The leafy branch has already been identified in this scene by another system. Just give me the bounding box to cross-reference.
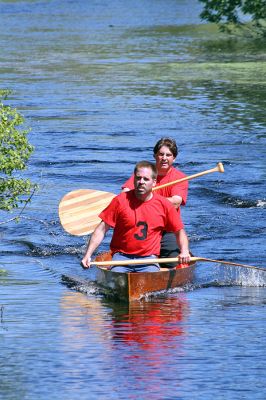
[0,89,37,215]
[199,0,266,36]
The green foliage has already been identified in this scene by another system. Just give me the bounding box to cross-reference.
[0,90,37,211]
[199,0,266,36]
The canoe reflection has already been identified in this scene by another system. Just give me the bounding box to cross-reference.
[60,291,191,396]
[60,290,190,351]
[108,296,190,349]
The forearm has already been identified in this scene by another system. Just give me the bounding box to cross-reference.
[167,195,182,208]
[84,233,103,259]
[82,221,109,268]
[175,229,190,262]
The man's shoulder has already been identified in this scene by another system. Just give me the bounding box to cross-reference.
[107,191,126,205]
[117,190,135,202]
[170,167,187,179]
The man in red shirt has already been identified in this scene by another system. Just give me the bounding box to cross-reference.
[121,137,189,267]
[81,160,190,272]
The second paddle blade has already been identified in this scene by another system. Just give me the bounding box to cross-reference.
[58,189,116,236]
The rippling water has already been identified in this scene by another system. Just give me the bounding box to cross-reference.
[1,1,266,399]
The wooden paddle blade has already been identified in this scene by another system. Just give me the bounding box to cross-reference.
[59,189,116,236]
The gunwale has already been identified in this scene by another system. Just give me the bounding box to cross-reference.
[95,252,195,302]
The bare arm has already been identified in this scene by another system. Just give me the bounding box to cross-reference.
[166,194,183,208]
[175,228,190,264]
[81,221,110,268]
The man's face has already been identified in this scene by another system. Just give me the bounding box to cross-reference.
[134,167,156,197]
[154,145,175,172]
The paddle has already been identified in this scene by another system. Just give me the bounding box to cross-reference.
[59,162,224,236]
[59,189,116,236]
[154,162,224,190]
[89,256,266,272]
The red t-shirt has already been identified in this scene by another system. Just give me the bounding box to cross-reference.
[99,191,184,256]
[121,167,188,205]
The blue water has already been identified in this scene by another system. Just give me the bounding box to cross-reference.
[0,1,266,399]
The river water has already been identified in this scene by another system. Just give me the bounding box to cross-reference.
[0,1,266,399]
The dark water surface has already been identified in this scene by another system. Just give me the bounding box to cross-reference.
[0,1,266,399]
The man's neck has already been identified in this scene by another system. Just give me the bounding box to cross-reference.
[157,166,172,177]
[134,192,153,202]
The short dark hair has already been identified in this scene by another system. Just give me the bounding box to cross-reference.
[134,161,158,180]
[153,137,178,158]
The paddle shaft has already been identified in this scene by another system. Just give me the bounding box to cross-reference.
[153,162,224,191]
[90,256,265,271]
[191,257,265,271]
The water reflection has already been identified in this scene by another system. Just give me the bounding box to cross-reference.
[108,296,189,349]
[60,291,190,397]
[60,290,190,355]
[105,296,190,397]
[59,291,112,350]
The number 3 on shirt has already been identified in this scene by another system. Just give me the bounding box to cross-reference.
[134,221,148,240]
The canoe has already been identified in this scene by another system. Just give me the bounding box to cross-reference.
[94,252,196,302]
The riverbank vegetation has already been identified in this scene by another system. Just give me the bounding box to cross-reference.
[199,0,266,37]
[0,90,36,215]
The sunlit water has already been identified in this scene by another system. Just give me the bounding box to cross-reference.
[0,1,266,399]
